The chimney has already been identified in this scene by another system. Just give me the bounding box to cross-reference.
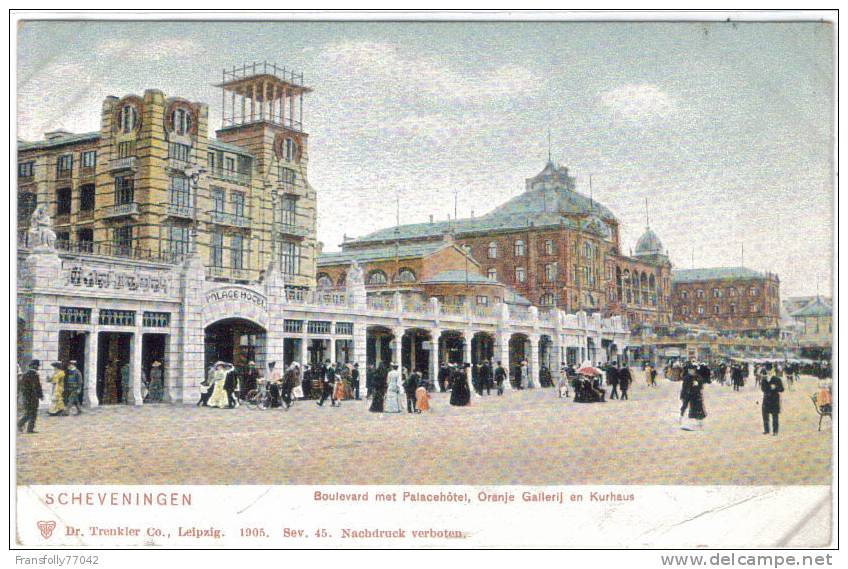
[44,130,72,141]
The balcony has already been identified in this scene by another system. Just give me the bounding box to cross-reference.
[167,158,191,173]
[166,204,197,219]
[78,209,95,222]
[102,202,139,219]
[207,266,252,281]
[210,167,251,186]
[109,157,137,172]
[209,211,250,228]
[56,169,72,181]
[274,222,308,238]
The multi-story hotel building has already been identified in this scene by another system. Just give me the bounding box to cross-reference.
[19,63,316,288]
[16,63,630,408]
[670,267,781,335]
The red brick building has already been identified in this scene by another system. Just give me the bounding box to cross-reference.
[330,161,673,327]
[671,267,781,334]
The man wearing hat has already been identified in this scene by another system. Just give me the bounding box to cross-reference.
[64,360,83,415]
[17,360,44,433]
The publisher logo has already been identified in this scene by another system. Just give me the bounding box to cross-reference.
[37,521,56,539]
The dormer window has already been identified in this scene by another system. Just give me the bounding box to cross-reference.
[284,138,298,162]
[172,108,192,136]
[120,104,138,133]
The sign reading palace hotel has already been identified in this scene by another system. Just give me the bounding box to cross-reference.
[204,287,268,309]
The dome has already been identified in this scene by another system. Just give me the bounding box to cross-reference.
[634,227,664,257]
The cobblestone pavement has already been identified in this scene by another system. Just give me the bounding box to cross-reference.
[15,373,832,485]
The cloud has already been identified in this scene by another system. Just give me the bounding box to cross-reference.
[316,40,542,104]
[599,84,677,122]
[97,38,205,62]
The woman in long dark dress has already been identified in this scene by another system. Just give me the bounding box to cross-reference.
[682,367,707,430]
[369,364,387,412]
[449,364,471,406]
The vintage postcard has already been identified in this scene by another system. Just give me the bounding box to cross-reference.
[11,11,836,554]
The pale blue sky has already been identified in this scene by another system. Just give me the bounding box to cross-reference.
[16,20,834,297]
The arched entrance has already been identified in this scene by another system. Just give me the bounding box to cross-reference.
[509,333,529,387]
[366,325,394,367]
[440,330,466,365]
[402,328,432,377]
[471,332,494,365]
[204,318,267,374]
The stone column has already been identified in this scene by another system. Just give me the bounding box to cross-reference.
[265,266,287,372]
[496,332,512,390]
[128,331,143,406]
[329,335,337,364]
[430,328,442,390]
[353,320,367,368]
[300,332,309,367]
[463,330,477,397]
[529,334,540,388]
[178,255,206,404]
[84,328,99,408]
[392,327,404,366]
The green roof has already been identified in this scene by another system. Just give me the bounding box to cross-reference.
[791,297,832,317]
[349,212,581,245]
[18,132,100,152]
[421,270,501,285]
[672,266,765,284]
[318,242,450,266]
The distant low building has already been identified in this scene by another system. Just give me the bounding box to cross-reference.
[786,296,832,360]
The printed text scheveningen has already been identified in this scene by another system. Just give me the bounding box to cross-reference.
[43,491,192,506]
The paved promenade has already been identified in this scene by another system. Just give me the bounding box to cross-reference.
[16,373,831,486]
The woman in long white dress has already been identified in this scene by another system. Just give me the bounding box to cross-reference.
[383,364,404,413]
[207,362,231,409]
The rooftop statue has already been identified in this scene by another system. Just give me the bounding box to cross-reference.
[29,204,56,251]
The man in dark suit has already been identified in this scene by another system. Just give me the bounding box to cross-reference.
[437,363,450,393]
[607,363,620,400]
[479,360,493,395]
[619,364,632,400]
[18,360,44,434]
[761,372,785,435]
[404,369,419,413]
[317,360,336,407]
[224,365,238,408]
[351,363,361,400]
[494,361,507,395]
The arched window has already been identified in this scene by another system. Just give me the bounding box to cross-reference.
[487,268,497,281]
[696,289,705,299]
[712,288,721,298]
[396,268,416,283]
[367,270,388,285]
[487,242,498,259]
[336,272,347,287]
[514,239,525,257]
[316,273,333,289]
[172,108,192,135]
[713,305,720,314]
[728,287,737,297]
[121,105,138,133]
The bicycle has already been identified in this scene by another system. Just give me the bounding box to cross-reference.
[244,380,272,410]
